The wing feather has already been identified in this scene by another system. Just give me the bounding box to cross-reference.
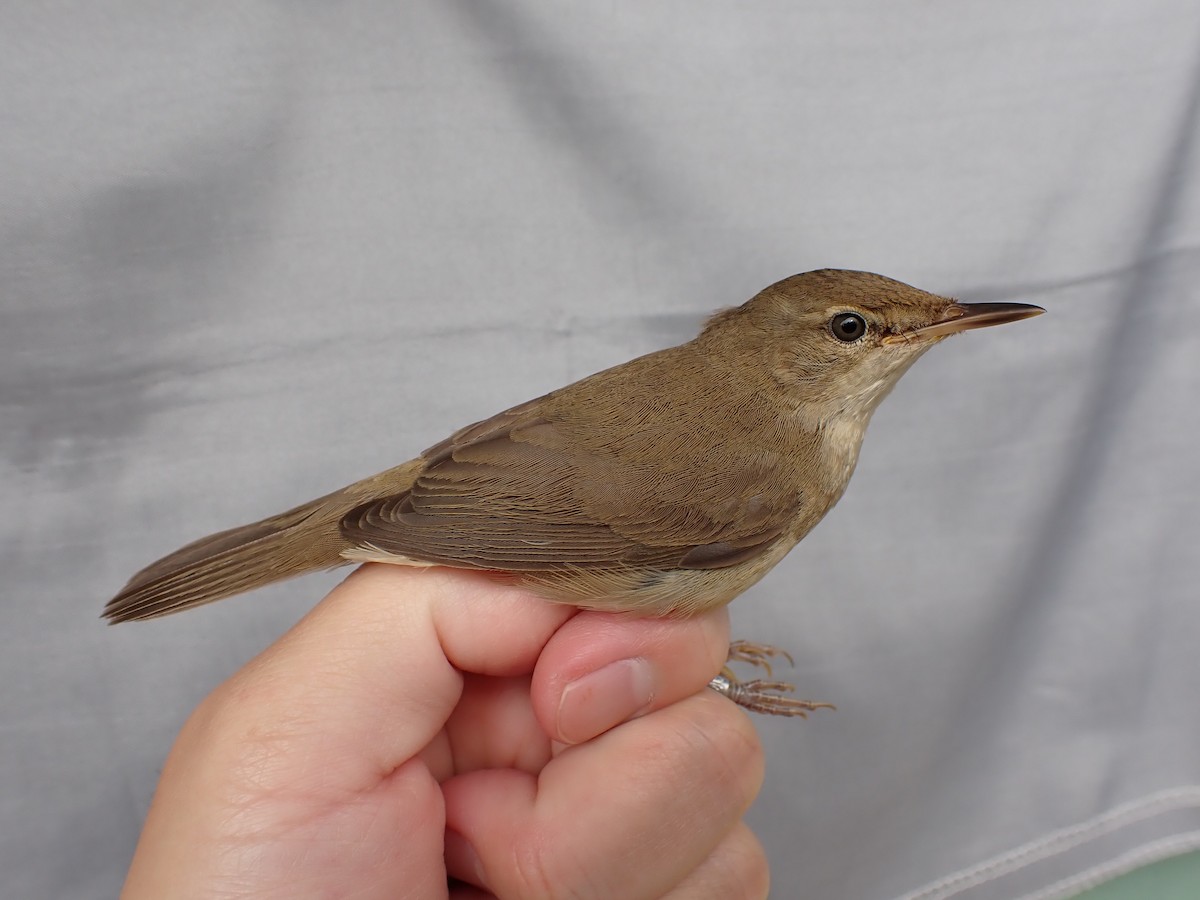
[340,404,799,574]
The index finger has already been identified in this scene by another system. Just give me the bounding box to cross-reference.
[209,563,576,792]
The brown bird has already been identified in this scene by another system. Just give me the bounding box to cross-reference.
[105,269,1042,713]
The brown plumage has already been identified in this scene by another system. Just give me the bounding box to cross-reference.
[105,270,1041,624]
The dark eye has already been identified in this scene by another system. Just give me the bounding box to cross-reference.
[829,312,868,342]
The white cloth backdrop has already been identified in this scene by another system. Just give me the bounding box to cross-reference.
[3,3,1199,898]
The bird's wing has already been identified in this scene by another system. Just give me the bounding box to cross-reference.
[339,405,796,573]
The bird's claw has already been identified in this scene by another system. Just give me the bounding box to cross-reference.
[726,639,795,678]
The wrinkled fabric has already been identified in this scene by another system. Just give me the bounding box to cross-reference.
[3,3,1199,898]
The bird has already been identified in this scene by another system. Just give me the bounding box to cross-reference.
[105,269,1042,714]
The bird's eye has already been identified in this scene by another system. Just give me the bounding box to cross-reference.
[829,312,868,342]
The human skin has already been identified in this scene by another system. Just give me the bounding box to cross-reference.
[119,564,770,899]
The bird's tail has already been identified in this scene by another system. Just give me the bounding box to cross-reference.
[104,491,359,623]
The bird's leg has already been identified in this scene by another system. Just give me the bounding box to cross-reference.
[708,640,835,718]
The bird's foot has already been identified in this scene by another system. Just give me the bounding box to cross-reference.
[708,639,835,718]
[708,673,835,717]
[726,639,795,678]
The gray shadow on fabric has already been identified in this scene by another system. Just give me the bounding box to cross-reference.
[0,94,299,640]
[1,110,294,482]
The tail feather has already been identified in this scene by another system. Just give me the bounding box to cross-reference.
[103,496,352,623]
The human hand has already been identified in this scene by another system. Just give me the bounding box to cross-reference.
[120,564,769,899]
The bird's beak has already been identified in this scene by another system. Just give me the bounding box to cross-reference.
[882,302,1045,344]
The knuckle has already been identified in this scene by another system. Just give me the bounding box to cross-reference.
[680,700,766,811]
[727,827,771,900]
[509,837,558,900]
[664,824,771,900]
[508,823,593,900]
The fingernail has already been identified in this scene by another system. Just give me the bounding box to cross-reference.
[445,830,488,889]
[557,657,656,745]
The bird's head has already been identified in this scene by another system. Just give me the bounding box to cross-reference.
[700,268,1043,421]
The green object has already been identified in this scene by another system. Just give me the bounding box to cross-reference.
[1077,849,1200,899]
